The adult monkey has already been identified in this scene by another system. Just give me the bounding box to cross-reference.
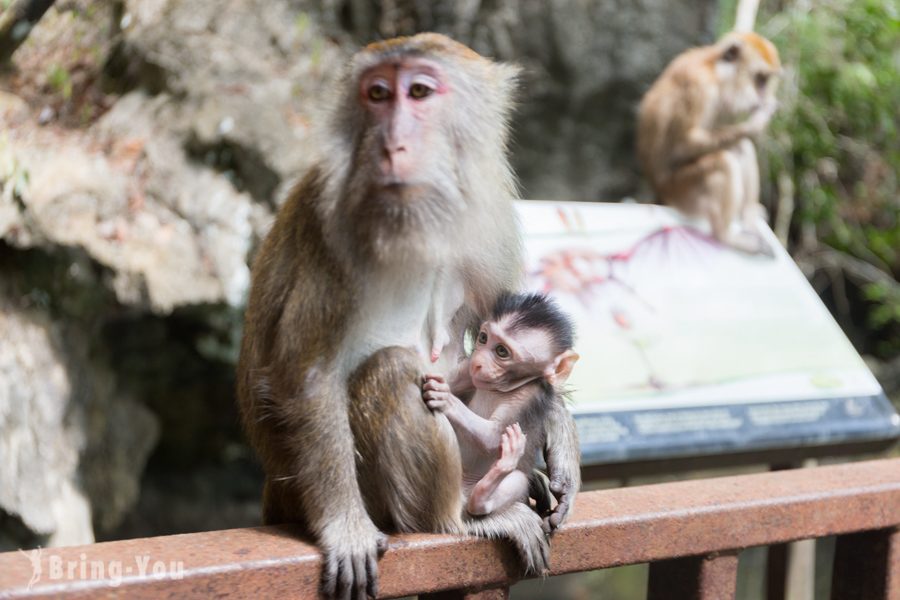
[237,33,580,599]
[637,32,781,256]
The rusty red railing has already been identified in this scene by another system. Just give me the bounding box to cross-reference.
[0,458,897,599]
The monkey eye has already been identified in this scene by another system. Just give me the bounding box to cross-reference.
[754,73,770,90]
[367,83,392,102]
[722,44,740,62]
[477,331,488,344]
[495,344,510,359]
[409,82,434,100]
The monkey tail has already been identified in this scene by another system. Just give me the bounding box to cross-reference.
[464,502,550,576]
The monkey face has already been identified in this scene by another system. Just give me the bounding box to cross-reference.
[318,33,520,266]
[336,58,466,263]
[469,319,555,393]
[714,33,781,119]
[358,58,451,184]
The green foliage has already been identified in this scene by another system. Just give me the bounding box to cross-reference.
[46,63,72,99]
[758,0,900,341]
[293,11,324,68]
[294,12,311,35]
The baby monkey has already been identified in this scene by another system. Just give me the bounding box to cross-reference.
[423,293,579,526]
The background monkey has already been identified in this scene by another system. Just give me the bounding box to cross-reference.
[237,33,581,599]
[637,31,781,256]
[423,292,580,573]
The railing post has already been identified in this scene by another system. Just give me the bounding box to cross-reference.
[831,527,899,600]
[422,586,510,600]
[767,538,816,600]
[766,543,788,600]
[647,550,739,600]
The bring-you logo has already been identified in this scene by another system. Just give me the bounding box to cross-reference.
[18,547,184,589]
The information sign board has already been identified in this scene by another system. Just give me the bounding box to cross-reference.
[518,200,900,466]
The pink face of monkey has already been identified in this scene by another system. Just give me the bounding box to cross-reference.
[358,59,452,185]
[469,317,559,393]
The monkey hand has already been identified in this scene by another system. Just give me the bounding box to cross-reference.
[745,99,777,135]
[545,473,576,534]
[320,514,388,600]
[422,374,453,413]
[496,424,526,473]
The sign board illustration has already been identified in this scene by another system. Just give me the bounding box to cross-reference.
[517,200,900,466]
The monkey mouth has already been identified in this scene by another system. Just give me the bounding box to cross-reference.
[376,177,405,188]
[366,181,452,215]
[374,180,428,200]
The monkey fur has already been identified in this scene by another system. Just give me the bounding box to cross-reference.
[637,32,781,256]
[237,33,580,599]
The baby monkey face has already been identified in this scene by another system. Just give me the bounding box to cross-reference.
[469,317,555,392]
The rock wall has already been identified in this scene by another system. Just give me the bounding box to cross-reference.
[0,263,158,548]
[0,0,717,545]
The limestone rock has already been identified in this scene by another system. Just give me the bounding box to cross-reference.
[0,289,158,549]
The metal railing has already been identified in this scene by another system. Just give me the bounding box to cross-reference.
[0,458,897,599]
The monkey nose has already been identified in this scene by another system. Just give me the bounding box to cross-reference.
[384,138,407,154]
[381,145,412,179]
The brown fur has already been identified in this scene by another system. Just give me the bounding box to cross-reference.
[741,32,780,69]
[238,167,357,530]
[363,32,482,62]
[348,347,464,534]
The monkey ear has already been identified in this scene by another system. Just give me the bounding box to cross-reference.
[544,350,580,387]
[721,43,741,63]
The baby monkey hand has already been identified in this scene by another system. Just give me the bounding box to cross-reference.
[422,374,452,412]
[496,423,526,473]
